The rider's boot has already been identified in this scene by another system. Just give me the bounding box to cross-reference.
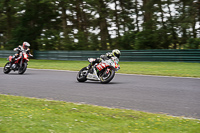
[11,55,15,62]
[86,63,91,70]
[87,63,94,73]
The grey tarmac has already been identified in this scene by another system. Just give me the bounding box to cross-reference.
[0,68,200,119]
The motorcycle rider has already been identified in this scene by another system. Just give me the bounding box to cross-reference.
[87,49,121,71]
[11,42,33,63]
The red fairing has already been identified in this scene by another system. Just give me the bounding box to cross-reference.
[96,62,109,71]
[23,53,29,61]
[9,56,12,62]
[14,57,21,63]
[115,62,119,68]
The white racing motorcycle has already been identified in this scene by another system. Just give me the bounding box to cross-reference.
[77,57,120,84]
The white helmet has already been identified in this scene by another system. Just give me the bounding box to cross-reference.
[112,49,121,58]
[23,42,30,49]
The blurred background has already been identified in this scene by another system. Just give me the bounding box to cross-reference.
[0,0,200,51]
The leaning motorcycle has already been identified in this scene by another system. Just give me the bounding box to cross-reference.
[77,57,120,84]
[3,49,30,74]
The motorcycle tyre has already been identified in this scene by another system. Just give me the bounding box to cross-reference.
[3,62,11,74]
[77,67,88,82]
[100,69,115,84]
[18,62,27,74]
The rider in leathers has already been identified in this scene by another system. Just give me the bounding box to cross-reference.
[11,42,33,63]
[87,49,121,71]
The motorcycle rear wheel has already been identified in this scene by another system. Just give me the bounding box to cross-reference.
[100,69,115,84]
[3,62,11,74]
[18,62,27,74]
[77,67,88,82]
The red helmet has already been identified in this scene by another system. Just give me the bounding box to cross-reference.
[23,42,30,49]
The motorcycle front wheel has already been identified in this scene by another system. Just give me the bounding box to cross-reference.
[18,62,27,74]
[3,62,11,74]
[100,69,115,84]
[77,67,88,82]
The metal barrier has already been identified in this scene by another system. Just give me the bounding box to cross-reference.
[1,49,200,62]
[33,50,110,61]
[120,49,200,62]
[0,50,14,58]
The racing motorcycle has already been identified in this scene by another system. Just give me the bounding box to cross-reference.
[3,49,30,74]
[77,57,120,84]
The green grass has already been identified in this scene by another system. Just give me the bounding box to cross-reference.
[1,58,200,78]
[0,94,200,133]
[1,58,200,132]
[119,62,200,78]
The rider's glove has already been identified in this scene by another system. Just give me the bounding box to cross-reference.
[29,54,33,57]
[96,58,102,63]
[13,48,18,52]
[100,55,107,60]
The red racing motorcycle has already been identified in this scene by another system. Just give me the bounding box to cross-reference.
[77,57,120,84]
[3,49,30,74]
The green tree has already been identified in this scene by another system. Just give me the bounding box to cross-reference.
[185,38,200,49]
[0,0,200,51]
[0,0,19,49]
[10,0,58,50]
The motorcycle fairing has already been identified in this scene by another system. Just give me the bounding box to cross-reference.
[87,67,100,80]
[115,62,119,68]
[88,58,96,63]
[8,56,12,62]
[23,53,29,61]
[96,62,110,71]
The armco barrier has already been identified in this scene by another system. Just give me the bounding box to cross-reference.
[0,50,14,58]
[33,50,110,61]
[33,49,200,62]
[120,49,200,62]
[0,49,200,62]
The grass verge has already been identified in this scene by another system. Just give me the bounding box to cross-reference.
[1,58,200,132]
[0,94,200,133]
[0,58,200,78]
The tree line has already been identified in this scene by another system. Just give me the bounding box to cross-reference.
[0,0,200,51]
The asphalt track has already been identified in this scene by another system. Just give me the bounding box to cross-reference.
[0,68,200,119]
